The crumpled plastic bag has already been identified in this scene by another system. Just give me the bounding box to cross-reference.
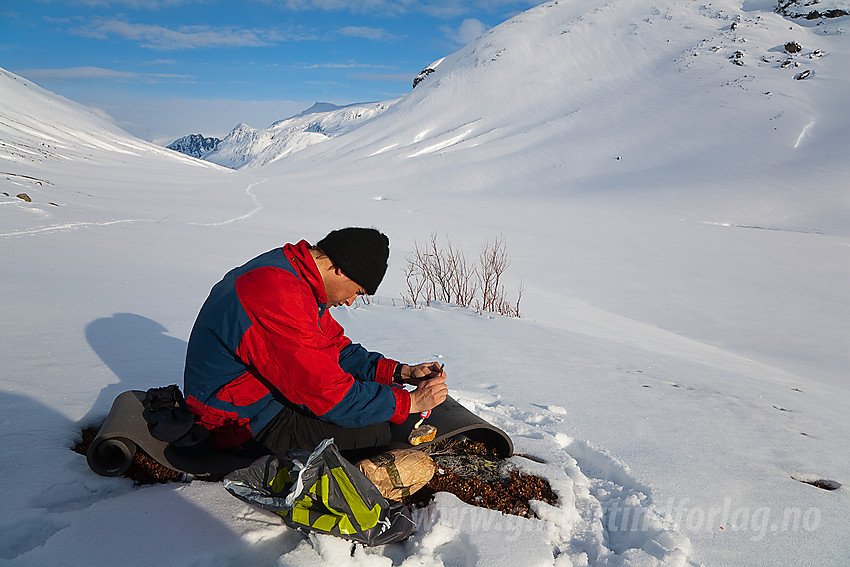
[223,439,415,546]
[357,448,436,500]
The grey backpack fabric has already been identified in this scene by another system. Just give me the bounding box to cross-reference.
[223,439,415,546]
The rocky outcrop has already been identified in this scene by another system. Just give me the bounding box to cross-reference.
[166,134,221,159]
[776,1,849,19]
[413,57,445,89]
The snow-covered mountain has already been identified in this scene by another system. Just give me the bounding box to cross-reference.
[167,133,221,158]
[260,0,849,204]
[1,1,849,566]
[0,67,246,234]
[0,67,212,170]
[202,100,397,169]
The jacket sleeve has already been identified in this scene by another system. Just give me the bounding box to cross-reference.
[233,266,409,427]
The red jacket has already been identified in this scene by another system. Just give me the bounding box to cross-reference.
[183,240,410,450]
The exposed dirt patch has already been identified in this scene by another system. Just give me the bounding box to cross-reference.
[73,426,184,485]
[404,440,558,518]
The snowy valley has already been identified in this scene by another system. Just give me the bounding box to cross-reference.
[1,1,849,566]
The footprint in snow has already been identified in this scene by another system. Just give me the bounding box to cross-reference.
[0,515,70,560]
[445,391,698,565]
[30,476,131,513]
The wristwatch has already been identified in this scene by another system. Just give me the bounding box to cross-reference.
[393,363,406,383]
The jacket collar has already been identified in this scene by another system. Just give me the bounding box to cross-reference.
[282,240,328,308]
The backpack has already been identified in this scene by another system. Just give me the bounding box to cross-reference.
[223,439,415,546]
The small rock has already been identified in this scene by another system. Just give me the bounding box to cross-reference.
[785,41,802,54]
[794,477,842,491]
[794,69,812,80]
[16,193,32,202]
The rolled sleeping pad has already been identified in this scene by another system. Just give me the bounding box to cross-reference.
[87,391,513,478]
[86,390,150,476]
[389,395,513,458]
[86,390,254,479]
[87,436,137,476]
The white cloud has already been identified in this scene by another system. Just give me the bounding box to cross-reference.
[74,0,192,7]
[339,26,401,41]
[288,62,393,69]
[274,0,536,18]
[14,66,139,79]
[74,19,278,50]
[14,66,190,81]
[350,72,416,83]
[142,59,179,65]
[87,97,311,142]
[442,18,488,45]
[275,0,410,14]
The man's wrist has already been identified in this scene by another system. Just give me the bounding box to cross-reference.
[393,363,407,384]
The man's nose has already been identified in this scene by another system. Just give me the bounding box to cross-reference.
[345,296,356,306]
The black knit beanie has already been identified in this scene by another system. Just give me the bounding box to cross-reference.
[316,227,390,295]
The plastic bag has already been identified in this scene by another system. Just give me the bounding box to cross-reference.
[357,449,436,500]
[223,439,415,546]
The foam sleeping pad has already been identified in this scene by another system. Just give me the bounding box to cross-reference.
[388,395,513,458]
[86,390,254,479]
[87,391,513,479]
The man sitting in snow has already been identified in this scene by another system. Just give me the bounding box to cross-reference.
[183,227,448,459]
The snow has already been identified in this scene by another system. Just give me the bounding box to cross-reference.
[203,101,397,169]
[1,1,848,565]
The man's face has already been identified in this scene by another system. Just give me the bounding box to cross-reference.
[325,268,366,307]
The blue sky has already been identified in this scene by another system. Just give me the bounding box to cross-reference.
[1,0,537,144]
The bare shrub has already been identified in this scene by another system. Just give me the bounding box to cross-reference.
[402,234,523,318]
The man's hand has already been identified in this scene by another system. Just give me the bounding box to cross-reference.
[397,362,446,386]
[409,374,448,414]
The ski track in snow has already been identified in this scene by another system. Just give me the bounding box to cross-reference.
[699,221,826,235]
[0,217,166,237]
[793,120,816,149]
[185,177,269,227]
[0,177,269,237]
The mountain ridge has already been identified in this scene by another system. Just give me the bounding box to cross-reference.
[167,133,221,159]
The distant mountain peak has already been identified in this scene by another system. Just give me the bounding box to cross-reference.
[296,102,345,116]
[200,100,394,169]
[167,134,221,159]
